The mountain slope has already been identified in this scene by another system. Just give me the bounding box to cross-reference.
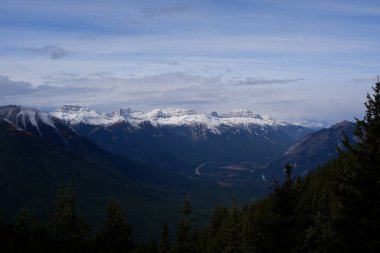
[266,121,356,178]
[52,106,313,173]
[0,106,234,239]
[52,106,313,140]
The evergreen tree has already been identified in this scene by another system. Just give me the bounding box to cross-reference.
[268,164,299,253]
[304,211,336,253]
[297,161,342,252]
[11,208,35,253]
[173,198,195,253]
[206,205,230,253]
[96,199,135,253]
[335,81,380,252]
[10,208,50,253]
[134,239,158,253]
[244,198,273,253]
[241,204,259,253]
[49,186,89,253]
[224,199,243,253]
[158,221,171,253]
[0,213,11,252]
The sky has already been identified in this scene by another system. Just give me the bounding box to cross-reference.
[1,0,380,121]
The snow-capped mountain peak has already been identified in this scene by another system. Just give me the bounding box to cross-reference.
[52,105,125,125]
[110,108,142,118]
[220,109,263,119]
[58,105,91,113]
[283,118,335,130]
[0,105,82,148]
[145,108,198,119]
[0,105,56,133]
[51,105,294,133]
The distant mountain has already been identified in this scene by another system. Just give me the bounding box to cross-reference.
[0,104,358,239]
[52,106,313,139]
[0,105,233,239]
[0,105,80,148]
[283,118,335,130]
[266,121,356,178]
[52,105,314,172]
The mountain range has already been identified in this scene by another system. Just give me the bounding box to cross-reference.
[266,120,356,179]
[0,104,355,238]
[52,105,313,166]
[0,105,232,238]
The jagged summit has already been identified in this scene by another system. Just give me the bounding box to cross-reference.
[58,104,90,112]
[0,105,55,132]
[283,118,333,130]
[51,105,284,130]
[146,108,198,118]
[0,105,80,147]
[52,104,124,125]
[110,108,141,117]
[220,109,263,119]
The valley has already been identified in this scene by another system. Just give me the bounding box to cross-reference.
[0,104,355,239]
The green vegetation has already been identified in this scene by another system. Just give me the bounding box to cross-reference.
[1,81,379,252]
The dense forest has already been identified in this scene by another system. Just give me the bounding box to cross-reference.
[1,82,379,253]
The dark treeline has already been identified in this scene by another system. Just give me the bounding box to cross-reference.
[1,82,379,253]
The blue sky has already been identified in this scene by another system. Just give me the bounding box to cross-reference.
[1,0,380,121]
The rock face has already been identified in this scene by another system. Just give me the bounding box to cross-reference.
[50,105,314,172]
[52,105,313,138]
[0,105,80,148]
[266,121,356,179]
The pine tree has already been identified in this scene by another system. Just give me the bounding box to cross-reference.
[49,186,89,253]
[158,221,171,253]
[134,239,158,253]
[11,208,35,252]
[304,211,336,253]
[244,198,273,253]
[0,213,11,252]
[335,81,380,252]
[173,198,195,253]
[207,205,230,253]
[297,161,342,252]
[95,199,135,253]
[224,199,243,253]
[268,164,299,253]
[241,204,258,253]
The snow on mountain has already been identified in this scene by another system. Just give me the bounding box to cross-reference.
[52,105,290,133]
[0,105,85,148]
[220,108,263,119]
[0,105,57,135]
[51,105,125,126]
[283,118,335,130]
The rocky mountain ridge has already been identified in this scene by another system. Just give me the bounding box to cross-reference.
[52,105,297,131]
